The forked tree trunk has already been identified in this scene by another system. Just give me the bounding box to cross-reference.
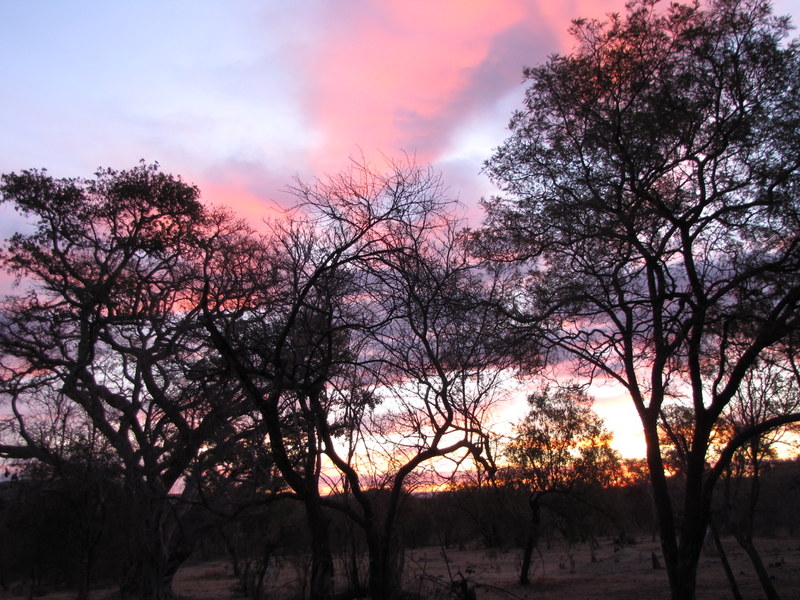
[119,498,195,600]
[121,553,181,600]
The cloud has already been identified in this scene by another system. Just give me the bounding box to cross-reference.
[293,0,526,170]
[194,158,299,226]
[0,0,675,234]
[187,0,628,215]
[293,0,623,177]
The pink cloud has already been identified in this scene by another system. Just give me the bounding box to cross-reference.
[297,0,623,174]
[299,0,525,170]
[198,176,288,227]
[195,0,627,227]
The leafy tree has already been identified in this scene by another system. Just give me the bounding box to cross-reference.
[504,384,621,584]
[0,164,250,600]
[480,1,800,598]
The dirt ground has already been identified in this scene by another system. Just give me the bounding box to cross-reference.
[4,536,799,599]
[397,536,800,600]
[170,535,800,600]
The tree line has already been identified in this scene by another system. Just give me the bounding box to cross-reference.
[1,1,799,599]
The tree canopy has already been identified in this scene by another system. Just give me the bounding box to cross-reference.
[0,164,254,599]
[481,0,800,597]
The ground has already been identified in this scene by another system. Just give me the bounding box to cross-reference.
[3,536,799,599]
[395,536,800,600]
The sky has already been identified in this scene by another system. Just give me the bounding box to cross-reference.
[1,0,798,458]
[0,0,647,222]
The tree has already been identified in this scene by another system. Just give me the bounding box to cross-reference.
[203,158,511,600]
[0,164,250,600]
[200,196,359,600]
[480,1,800,598]
[504,384,621,584]
[719,355,799,600]
[0,413,126,599]
[317,176,513,600]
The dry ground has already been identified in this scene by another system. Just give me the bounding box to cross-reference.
[397,536,800,600]
[3,536,799,599]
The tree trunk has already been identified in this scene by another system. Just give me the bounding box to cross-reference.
[75,554,92,600]
[734,533,781,600]
[709,519,743,600]
[519,495,541,586]
[668,464,714,600]
[120,502,194,600]
[346,529,363,595]
[731,452,782,600]
[76,511,104,600]
[643,422,688,600]
[366,531,404,600]
[121,555,178,600]
[120,535,195,600]
[306,502,334,600]
[643,421,718,600]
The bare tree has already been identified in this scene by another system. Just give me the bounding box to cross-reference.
[324,206,513,600]
[200,201,360,600]
[719,355,799,600]
[203,157,513,600]
[0,402,123,600]
[479,1,800,598]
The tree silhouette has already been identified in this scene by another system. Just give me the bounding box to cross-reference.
[719,355,799,600]
[0,164,250,600]
[203,158,512,600]
[504,384,620,584]
[480,1,800,597]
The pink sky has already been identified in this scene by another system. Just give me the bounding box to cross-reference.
[3,0,795,217]
[0,0,628,220]
[0,0,797,456]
